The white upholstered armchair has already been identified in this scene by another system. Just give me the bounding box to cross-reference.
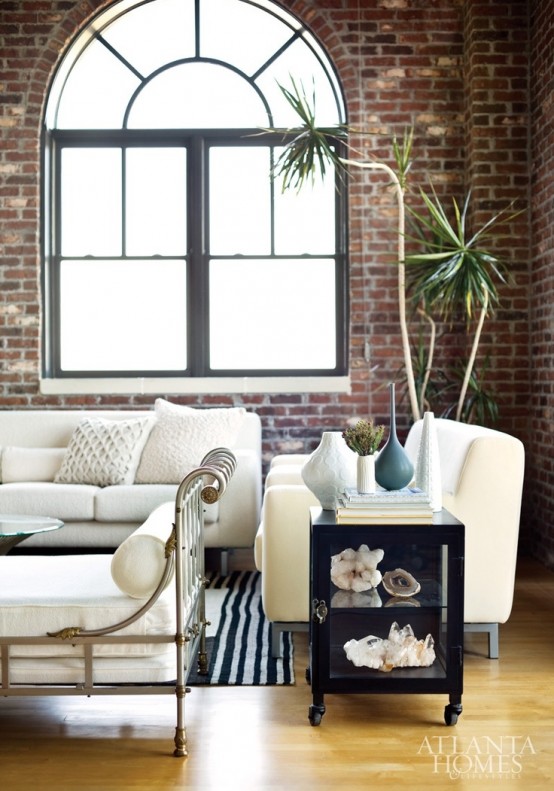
[255,419,525,659]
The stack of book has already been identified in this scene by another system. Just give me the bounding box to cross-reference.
[335,487,433,524]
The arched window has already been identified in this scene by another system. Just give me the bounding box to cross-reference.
[42,0,348,391]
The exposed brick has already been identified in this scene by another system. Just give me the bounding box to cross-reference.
[0,0,549,561]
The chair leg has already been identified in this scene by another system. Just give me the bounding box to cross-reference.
[464,622,499,659]
[487,623,499,659]
[270,622,309,658]
[271,623,283,659]
[220,549,229,576]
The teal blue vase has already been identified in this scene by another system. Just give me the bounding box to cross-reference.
[375,382,414,490]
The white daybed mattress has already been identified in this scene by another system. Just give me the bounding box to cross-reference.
[0,554,177,684]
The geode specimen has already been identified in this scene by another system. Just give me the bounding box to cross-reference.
[382,568,421,598]
[330,545,384,592]
[343,622,435,672]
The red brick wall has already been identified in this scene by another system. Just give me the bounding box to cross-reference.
[0,1,546,558]
[529,0,554,566]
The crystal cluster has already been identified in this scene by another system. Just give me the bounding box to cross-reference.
[343,621,435,672]
[330,545,384,592]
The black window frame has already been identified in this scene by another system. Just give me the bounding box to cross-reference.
[43,126,349,379]
[41,0,349,382]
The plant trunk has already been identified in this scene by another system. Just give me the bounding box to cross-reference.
[345,159,420,422]
[417,307,436,416]
[455,291,488,422]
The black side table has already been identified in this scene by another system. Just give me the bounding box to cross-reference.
[308,507,464,726]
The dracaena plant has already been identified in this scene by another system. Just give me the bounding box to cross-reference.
[403,185,520,421]
[271,77,522,424]
[271,77,349,192]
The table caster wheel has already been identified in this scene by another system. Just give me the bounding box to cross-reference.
[444,703,462,725]
[309,704,324,726]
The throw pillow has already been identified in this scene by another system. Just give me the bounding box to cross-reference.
[134,398,246,484]
[111,503,174,598]
[54,416,154,487]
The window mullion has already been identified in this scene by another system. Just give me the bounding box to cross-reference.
[187,135,208,375]
[122,147,127,257]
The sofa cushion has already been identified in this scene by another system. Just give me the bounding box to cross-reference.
[55,416,154,487]
[135,399,246,484]
[111,503,175,598]
[0,482,98,520]
[95,484,178,522]
[1,447,66,483]
[95,484,219,524]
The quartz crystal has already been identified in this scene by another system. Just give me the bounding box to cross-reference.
[343,621,435,672]
[330,545,384,592]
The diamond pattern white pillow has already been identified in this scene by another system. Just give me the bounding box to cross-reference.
[134,399,246,484]
[54,417,154,487]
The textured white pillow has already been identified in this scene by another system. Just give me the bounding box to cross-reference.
[1,447,66,483]
[135,399,246,484]
[54,416,154,487]
[111,503,174,598]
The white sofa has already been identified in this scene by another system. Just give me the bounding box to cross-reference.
[255,418,525,659]
[0,402,262,553]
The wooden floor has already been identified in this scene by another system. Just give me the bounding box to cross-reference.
[1,556,553,790]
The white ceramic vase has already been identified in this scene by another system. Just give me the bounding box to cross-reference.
[301,432,357,510]
[357,455,376,494]
[414,411,442,511]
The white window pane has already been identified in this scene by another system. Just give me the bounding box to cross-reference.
[301,29,345,122]
[274,148,336,254]
[200,0,292,76]
[209,148,271,255]
[61,149,122,257]
[128,63,267,129]
[126,148,187,255]
[60,260,187,371]
[56,39,140,129]
[103,0,195,77]
[255,38,341,128]
[209,259,336,369]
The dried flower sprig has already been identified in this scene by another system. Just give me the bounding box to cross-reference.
[342,419,385,456]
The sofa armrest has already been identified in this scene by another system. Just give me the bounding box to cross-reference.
[269,454,310,468]
[445,434,524,623]
[203,449,262,549]
[265,464,305,488]
[256,484,319,623]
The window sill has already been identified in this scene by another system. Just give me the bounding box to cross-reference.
[40,376,351,396]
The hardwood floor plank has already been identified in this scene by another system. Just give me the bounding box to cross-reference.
[0,556,552,790]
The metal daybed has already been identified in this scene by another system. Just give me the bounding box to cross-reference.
[0,448,236,758]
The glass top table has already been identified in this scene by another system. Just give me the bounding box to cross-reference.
[0,514,64,555]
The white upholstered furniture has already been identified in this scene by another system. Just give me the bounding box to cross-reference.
[0,402,262,554]
[255,419,525,659]
[0,448,237,757]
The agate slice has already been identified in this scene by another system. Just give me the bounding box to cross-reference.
[384,596,420,607]
[382,568,421,597]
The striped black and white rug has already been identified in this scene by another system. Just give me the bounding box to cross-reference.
[187,570,295,685]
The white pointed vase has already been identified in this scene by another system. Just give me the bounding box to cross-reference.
[301,432,357,510]
[414,411,442,512]
[357,455,376,494]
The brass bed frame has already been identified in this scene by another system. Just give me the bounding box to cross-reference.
[0,447,237,758]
